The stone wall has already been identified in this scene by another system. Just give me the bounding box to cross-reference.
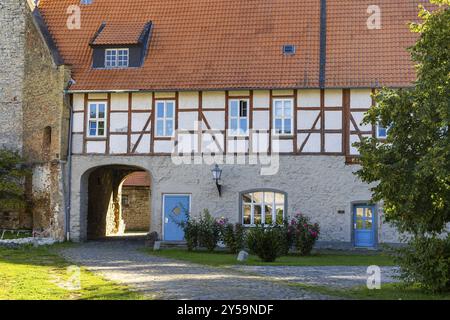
[122,186,151,232]
[70,155,401,246]
[0,0,70,239]
[0,0,25,150]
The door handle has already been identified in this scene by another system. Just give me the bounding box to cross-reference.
[165,218,169,224]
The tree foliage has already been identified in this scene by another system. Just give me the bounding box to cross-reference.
[355,1,450,235]
[0,149,29,211]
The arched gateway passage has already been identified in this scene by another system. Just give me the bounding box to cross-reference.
[84,165,151,240]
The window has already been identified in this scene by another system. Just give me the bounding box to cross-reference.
[229,99,249,136]
[105,48,129,68]
[283,45,296,55]
[241,191,286,226]
[88,102,106,137]
[121,195,129,207]
[376,125,390,139]
[273,99,293,135]
[156,100,175,137]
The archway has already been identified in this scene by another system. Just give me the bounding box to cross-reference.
[85,165,151,240]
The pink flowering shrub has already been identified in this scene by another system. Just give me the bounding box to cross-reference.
[288,213,320,256]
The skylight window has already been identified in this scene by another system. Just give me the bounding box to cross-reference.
[80,0,93,5]
[283,45,296,55]
[105,48,129,68]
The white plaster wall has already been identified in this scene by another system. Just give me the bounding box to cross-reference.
[131,134,150,153]
[203,91,225,109]
[132,113,151,132]
[179,92,199,109]
[325,134,342,153]
[72,113,84,133]
[298,133,321,153]
[110,135,127,154]
[253,90,270,108]
[253,111,270,129]
[298,89,321,107]
[70,155,399,246]
[131,93,152,110]
[88,93,107,100]
[351,89,372,108]
[324,111,342,130]
[110,113,128,133]
[111,93,128,111]
[154,140,174,153]
[179,112,199,130]
[325,89,342,107]
[298,110,320,129]
[86,141,106,154]
[72,94,85,111]
[203,111,225,130]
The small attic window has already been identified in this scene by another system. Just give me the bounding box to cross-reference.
[80,0,93,5]
[105,48,129,68]
[283,45,296,55]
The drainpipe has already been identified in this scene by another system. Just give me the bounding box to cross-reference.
[63,87,74,242]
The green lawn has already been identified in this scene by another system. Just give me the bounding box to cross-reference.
[145,248,395,267]
[289,283,450,300]
[0,244,144,300]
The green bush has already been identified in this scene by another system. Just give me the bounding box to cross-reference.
[289,214,320,256]
[247,225,284,262]
[182,219,199,251]
[222,223,246,254]
[278,221,295,256]
[196,209,222,252]
[394,235,450,293]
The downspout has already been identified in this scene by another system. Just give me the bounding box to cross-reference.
[63,86,74,242]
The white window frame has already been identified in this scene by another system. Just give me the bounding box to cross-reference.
[273,98,294,136]
[241,191,286,227]
[105,48,129,68]
[228,99,249,137]
[87,101,107,137]
[155,100,176,137]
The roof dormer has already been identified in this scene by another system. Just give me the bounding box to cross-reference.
[89,21,152,69]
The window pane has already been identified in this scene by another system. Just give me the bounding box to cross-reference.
[166,120,174,136]
[157,103,165,118]
[275,101,283,117]
[90,104,97,118]
[98,121,104,129]
[264,192,274,205]
[275,205,284,225]
[98,104,105,118]
[284,119,292,134]
[156,120,164,136]
[89,121,96,136]
[275,193,285,204]
[230,119,238,131]
[239,101,248,117]
[265,204,273,225]
[243,204,251,225]
[166,102,174,118]
[230,101,238,117]
[239,119,247,134]
[254,205,262,225]
[253,192,263,204]
[242,193,252,203]
[98,128,104,136]
[275,119,282,133]
[378,127,387,137]
[284,101,292,116]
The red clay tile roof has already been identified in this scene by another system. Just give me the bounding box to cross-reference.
[123,172,151,187]
[37,0,431,91]
[91,22,148,45]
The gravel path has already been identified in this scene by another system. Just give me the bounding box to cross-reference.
[231,265,399,289]
[59,241,330,300]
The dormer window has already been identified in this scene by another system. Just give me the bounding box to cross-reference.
[90,21,153,69]
[105,48,129,68]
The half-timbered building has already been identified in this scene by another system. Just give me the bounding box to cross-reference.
[34,0,427,247]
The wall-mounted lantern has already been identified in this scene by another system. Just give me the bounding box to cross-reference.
[211,164,223,197]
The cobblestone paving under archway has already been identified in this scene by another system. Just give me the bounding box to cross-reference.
[59,241,331,300]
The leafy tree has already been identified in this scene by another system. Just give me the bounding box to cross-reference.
[356,0,450,235]
[0,149,29,212]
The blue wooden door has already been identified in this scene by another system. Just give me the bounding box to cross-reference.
[163,195,190,241]
[354,205,376,247]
